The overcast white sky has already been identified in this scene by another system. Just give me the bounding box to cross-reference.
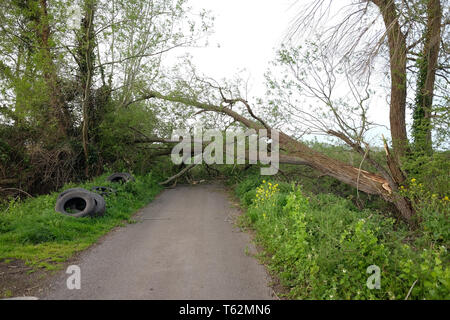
[172,0,298,97]
[165,0,392,144]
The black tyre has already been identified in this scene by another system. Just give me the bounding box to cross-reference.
[106,173,133,183]
[91,186,116,196]
[57,188,90,200]
[123,173,135,182]
[91,193,106,217]
[55,191,97,218]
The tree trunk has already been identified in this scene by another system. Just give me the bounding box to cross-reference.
[78,1,96,176]
[371,0,408,165]
[36,0,71,138]
[412,0,442,155]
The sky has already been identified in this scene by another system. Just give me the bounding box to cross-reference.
[168,0,299,97]
[163,0,393,145]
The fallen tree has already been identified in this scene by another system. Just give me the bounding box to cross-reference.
[132,89,414,223]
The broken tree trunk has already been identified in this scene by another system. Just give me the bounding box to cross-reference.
[140,90,414,222]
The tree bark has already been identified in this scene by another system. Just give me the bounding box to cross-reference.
[371,0,408,164]
[36,0,71,138]
[78,1,96,176]
[412,0,442,155]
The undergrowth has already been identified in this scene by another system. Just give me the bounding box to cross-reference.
[235,174,449,300]
[0,172,161,270]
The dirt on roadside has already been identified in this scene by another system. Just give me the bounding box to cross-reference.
[0,259,51,298]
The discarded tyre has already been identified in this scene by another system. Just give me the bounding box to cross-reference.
[106,173,135,184]
[57,188,90,200]
[123,173,135,181]
[55,189,106,218]
[91,186,116,197]
[90,192,106,217]
[55,191,98,218]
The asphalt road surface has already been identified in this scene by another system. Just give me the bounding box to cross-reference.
[42,184,274,299]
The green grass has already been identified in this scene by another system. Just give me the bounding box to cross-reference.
[0,172,162,270]
[234,175,450,300]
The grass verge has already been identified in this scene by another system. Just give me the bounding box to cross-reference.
[0,172,161,271]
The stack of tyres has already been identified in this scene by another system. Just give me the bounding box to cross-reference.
[55,173,134,217]
[55,188,106,218]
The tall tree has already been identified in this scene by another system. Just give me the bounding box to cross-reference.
[0,0,212,194]
[412,0,442,155]
[77,0,96,176]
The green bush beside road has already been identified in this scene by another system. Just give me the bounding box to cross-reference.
[234,174,449,300]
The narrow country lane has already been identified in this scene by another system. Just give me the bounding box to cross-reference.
[41,184,274,300]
